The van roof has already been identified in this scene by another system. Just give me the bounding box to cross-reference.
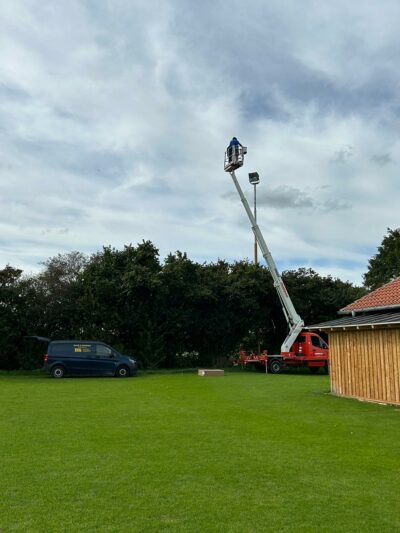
[50,340,105,344]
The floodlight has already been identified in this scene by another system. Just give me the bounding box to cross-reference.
[248,172,260,185]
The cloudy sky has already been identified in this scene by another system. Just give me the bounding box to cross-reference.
[1,1,399,285]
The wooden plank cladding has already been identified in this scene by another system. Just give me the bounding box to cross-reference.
[329,329,400,405]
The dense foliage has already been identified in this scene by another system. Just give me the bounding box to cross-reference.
[0,241,365,370]
[363,228,400,290]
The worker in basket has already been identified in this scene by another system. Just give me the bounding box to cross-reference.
[227,137,242,160]
[225,137,247,172]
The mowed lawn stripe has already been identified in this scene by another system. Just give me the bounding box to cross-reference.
[0,372,399,532]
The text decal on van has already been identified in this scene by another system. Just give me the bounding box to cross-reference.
[73,344,92,353]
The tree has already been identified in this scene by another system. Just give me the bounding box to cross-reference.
[34,251,88,338]
[8,252,89,369]
[159,251,202,366]
[0,241,367,370]
[363,228,400,290]
[0,266,26,369]
[283,268,366,326]
[81,241,163,367]
[226,261,280,354]
[191,259,235,366]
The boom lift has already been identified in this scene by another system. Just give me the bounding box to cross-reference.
[225,139,329,374]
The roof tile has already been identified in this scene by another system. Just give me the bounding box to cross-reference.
[341,277,400,312]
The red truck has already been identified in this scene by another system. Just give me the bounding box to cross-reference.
[233,332,329,374]
[225,139,329,374]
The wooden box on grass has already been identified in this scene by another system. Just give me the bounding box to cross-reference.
[198,369,224,377]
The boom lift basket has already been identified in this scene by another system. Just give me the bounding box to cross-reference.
[224,144,247,172]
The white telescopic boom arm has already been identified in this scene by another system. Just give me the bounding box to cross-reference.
[229,169,304,353]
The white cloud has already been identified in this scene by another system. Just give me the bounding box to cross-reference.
[0,0,399,285]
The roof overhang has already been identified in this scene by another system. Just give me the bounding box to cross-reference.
[309,322,400,332]
[307,312,400,332]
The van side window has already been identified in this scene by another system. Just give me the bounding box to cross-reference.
[50,343,73,355]
[72,344,93,356]
[96,344,112,358]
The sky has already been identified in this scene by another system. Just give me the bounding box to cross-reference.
[1,0,399,285]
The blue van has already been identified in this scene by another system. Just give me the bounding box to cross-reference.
[43,340,137,378]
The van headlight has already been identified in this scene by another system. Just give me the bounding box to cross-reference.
[129,358,136,365]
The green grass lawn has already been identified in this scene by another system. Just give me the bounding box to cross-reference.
[0,371,399,532]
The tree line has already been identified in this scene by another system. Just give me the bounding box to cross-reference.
[1,238,378,370]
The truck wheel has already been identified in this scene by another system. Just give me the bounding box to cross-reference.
[323,363,329,374]
[269,360,282,374]
[115,365,130,378]
[309,367,320,374]
[51,365,65,379]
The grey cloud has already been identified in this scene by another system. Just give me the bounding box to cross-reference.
[41,227,70,236]
[0,83,31,102]
[13,139,131,183]
[371,153,392,166]
[170,3,400,122]
[331,146,354,164]
[49,207,87,220]
[257,186,315,209]
[0,0,398,285]
[240,90,291,122]
[223,186,351,211]
[323,198,351,210]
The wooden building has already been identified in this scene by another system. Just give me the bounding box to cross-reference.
[309,278,400,406]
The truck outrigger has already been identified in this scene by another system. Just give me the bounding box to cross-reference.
[225,139,329,374]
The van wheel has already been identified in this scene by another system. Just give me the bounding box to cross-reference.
[51,365,65,379]
[309,367,320,374]
[116,366,130,378]
[268,360,282,374]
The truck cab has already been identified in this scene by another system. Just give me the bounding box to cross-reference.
[286,332,329,372]
[291,332,328,356]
